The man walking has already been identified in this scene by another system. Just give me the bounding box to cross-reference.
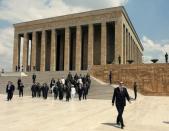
[133,82,137,100]
[6,81,15,101]
[112,81,131,129]
[165,52,168,63]
[31,83,36,98]
[32,73,36,83]
[53,83,59,100]
[78,83,83,101]
[17,78,21,89]
[42,83,49,99]
[109,71,112,85]
[18,82,24,97]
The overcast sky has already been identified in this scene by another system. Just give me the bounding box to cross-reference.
[0,0,169,71]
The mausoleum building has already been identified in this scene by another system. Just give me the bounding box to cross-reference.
[13,6,143,72]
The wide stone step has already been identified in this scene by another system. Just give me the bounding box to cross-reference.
[0,72,116,100]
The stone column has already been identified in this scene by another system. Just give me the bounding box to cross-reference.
[141,51,142,63]
[129,33,131,60]
[125,29,128,63]
[126,30,128,62]
[127,32,130,61]
[132,39,134,61]
[22,33,28,72]
[31,32,37,71]
[133,42,135,63]
[138,50,140,63]
[18,38,21,68]
[123,26,126,64]
[136,43,137,63]
[124,28,126,64]
[40,30,46,72]
[13,33,19,71]
[88,24,94,69]
[136,47,138,64]
[76,25,82,71]
[130,36,132,60]
[135,43,136,63]
[64,27,70,71]
[50,29,56,71]
[131,38,133,60]
[101,22,107,65]
[115,19,123,64]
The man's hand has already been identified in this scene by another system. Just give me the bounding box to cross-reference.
[112,103,114,106]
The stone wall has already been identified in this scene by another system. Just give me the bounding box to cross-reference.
[90,64,169,96]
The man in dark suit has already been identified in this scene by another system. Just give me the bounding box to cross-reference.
[18,82,24,97]
[42,83,49,99]
[17,78,21,90]
[112,81,131,129]
[6,81,15,101]
[32,73,36,83]
[109,71,112,85]
[133,82,137,100]
[31,83,37,98]
[165,52,168,63]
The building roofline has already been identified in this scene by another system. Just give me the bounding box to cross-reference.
[13,6,143,51]
[13,6,123,27]
[121,7,144,51]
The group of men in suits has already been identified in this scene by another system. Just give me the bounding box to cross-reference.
[6,78,24,100]
[5,72,91,102]
[31,82,49,99]
[29,72,91,101]
[49,72,91,101]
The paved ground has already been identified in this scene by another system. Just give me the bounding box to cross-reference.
[0,92,169,131]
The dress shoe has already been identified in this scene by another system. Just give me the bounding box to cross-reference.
[116,122,120,125]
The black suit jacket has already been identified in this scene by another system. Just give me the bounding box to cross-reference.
[112,87,130,107]
[32,75,36,80]
[6,84,15,93]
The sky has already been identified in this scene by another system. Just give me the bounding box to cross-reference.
[0,0,169,71]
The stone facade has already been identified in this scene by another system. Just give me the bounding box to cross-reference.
[13,6,143,72]
[91,64,169,96]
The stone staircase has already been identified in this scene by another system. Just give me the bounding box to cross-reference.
[0,71,114,100]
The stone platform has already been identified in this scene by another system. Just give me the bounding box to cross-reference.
[0,72,28,77]
[91,64,169,96]
[0,91,169,131]
[0,71,114,100]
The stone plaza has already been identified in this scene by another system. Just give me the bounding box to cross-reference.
[0,87,169,131]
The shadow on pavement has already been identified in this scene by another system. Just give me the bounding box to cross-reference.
[163,121,169,124]
[101,123,121,129]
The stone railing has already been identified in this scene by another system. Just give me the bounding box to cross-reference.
[90,64,169,96]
